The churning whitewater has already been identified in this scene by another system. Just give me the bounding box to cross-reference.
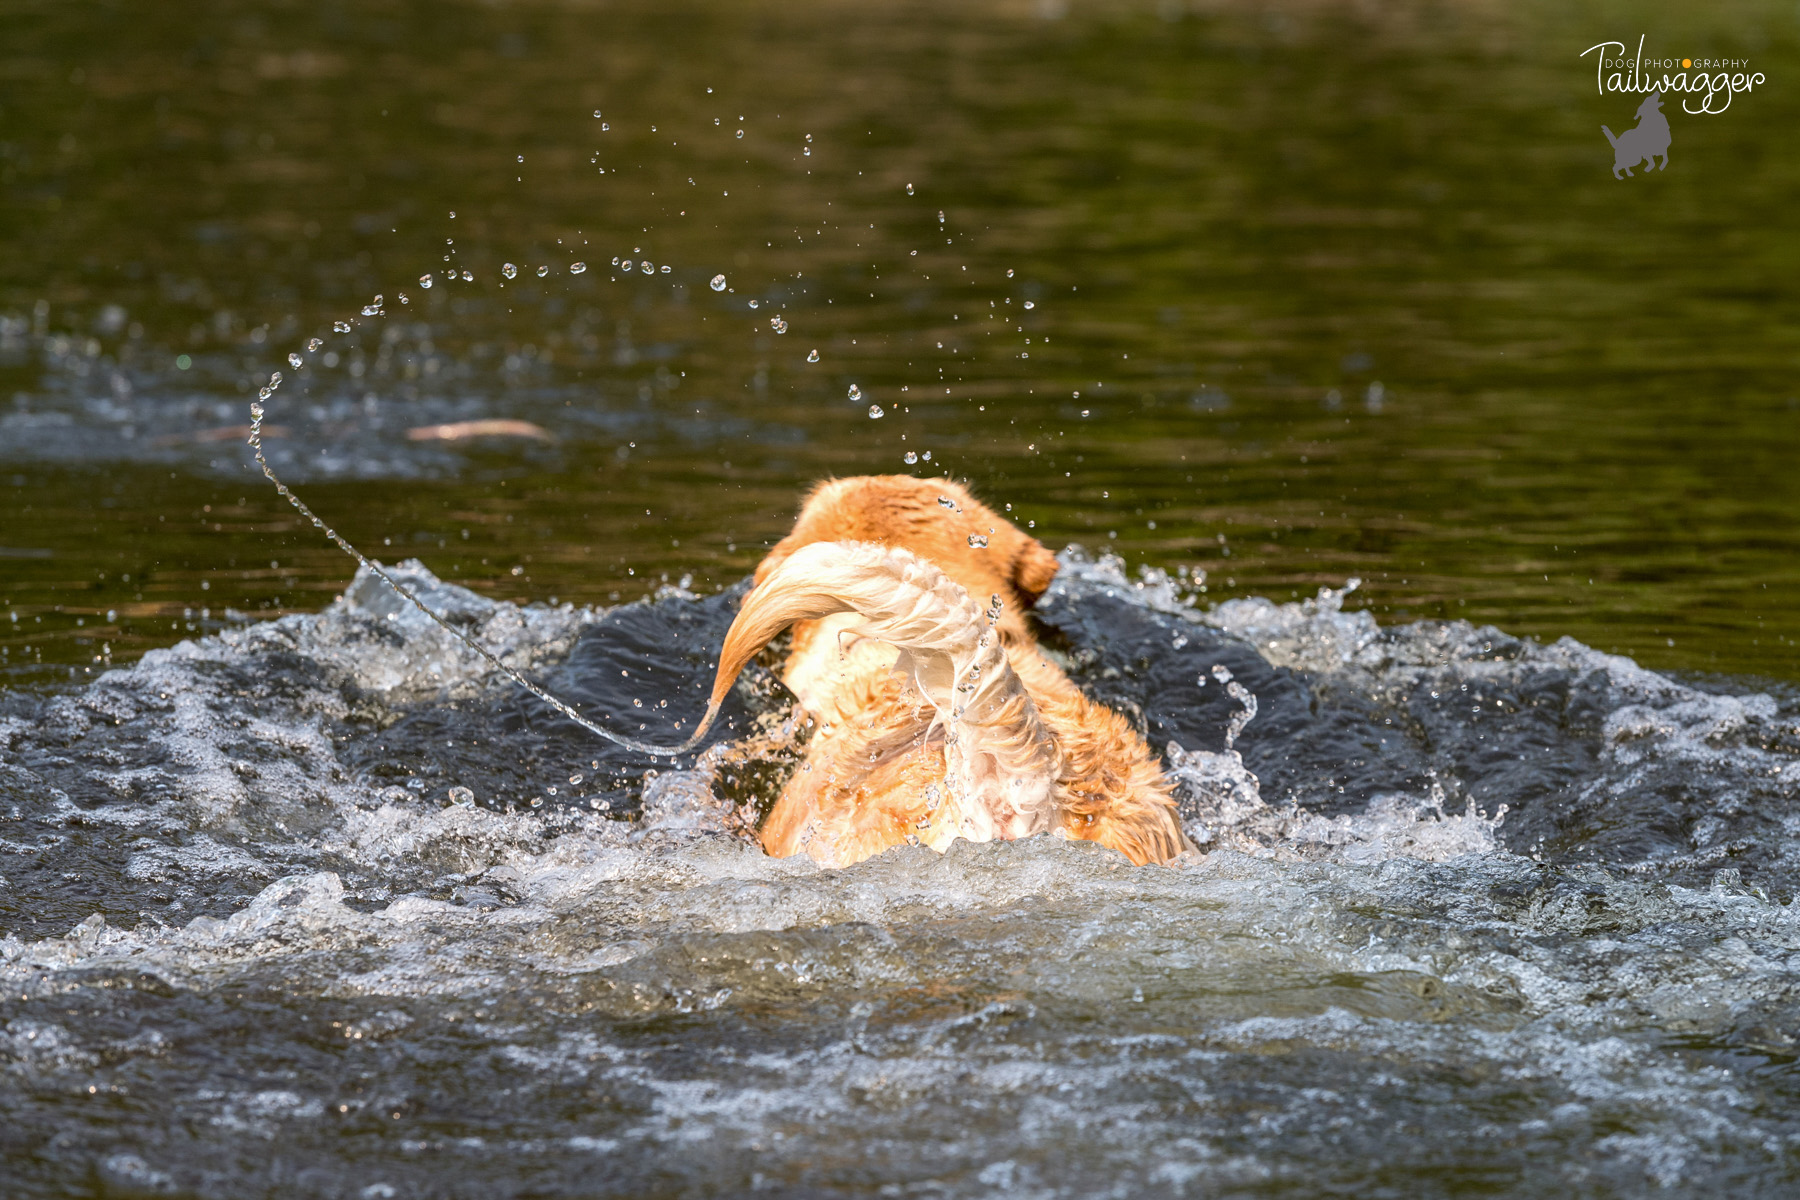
[3,551,1799,1196]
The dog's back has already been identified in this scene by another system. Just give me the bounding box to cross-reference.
[711,475,1190,866]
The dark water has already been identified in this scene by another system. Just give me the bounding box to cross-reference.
[6,1,1800,1196]
[4,559,1800,1197]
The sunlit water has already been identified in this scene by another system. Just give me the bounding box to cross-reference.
[5,555,1800,1195]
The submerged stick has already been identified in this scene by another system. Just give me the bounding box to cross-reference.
[246,399,715,757]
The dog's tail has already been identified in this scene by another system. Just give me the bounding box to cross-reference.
[694,539,1062,838]
[1601,125,1619,147]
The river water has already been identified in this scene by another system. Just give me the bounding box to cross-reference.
[4,1,1800,1195]
[5,559,1800,1195]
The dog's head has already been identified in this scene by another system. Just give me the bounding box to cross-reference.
[1637,91,1664,118]
[753,476,1060,628]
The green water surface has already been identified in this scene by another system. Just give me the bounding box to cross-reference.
[2,0,1797,681]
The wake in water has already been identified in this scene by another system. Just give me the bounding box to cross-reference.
[4,554,1799,1196]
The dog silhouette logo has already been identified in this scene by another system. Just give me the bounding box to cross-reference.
[1602,91,1671,177]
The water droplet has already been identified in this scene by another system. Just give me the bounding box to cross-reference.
[770,316,788,333]
[621,260,634,272]
[847,384,861,401]
[269,371,282,386]
[517,154,525,163]
[803,147,811,156]
[1007,269,1015,278]
[937,496,956,509]
[570,262,587,274]
[257,386,271,400]
[1023,300,1035,310]
[921,450,932,461]
[806,348,820,362]
[640,261,654,275]
[748,299,759,309]
[418,274,432,289]
[249,402,264,420]
[537,265,549,277]
[502,263,518,279]
[530,796,544,808]
[448,786,474,806]
[710,274,727,291]
[938,210,946,222]
[660,264,670,274]
[735,129,744,139]
[905,182,914,194]
[967,534,988,548]
[287,352,302,369]
[333,321,351,333]
[600,122,608,131]
[904,451,918,464]
[460,269,473,281]
[569,773,584,785]
[1081,409,1090,417]
[868,404,884,419]
[307,337,322,351]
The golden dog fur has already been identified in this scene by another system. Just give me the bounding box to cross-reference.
[701,476,1190,867]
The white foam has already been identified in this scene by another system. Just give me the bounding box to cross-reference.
[1166,740,1505,864]
[1202,581,1382,674]
[7,556,1800,1194]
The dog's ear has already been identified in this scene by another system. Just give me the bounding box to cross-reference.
[1010,536,1060,605]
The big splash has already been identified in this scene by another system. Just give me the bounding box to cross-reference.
[4,551,1798,1196]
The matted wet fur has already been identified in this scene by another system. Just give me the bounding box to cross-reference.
[702,476,1190,867]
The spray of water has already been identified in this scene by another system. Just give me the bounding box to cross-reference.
[246,399,718,759]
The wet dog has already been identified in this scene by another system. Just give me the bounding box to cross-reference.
[1602,92,1670,178]
[699,476,1190,867]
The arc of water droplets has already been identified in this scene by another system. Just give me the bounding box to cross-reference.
[241,253,748,755]
[245,402,709,760]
